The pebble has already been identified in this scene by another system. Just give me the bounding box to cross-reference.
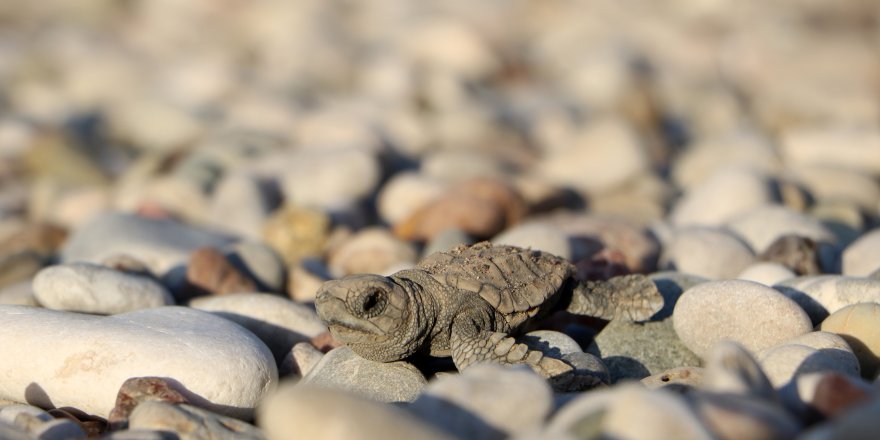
[261,205,330,267]
[267,385,454,440]
[819,303,880,379]
[377,172,446,226]
[279,342,324,378]
[0,281,38,306]
[0,305,276,419]
[603,385,715,440]
[588,317,702,383]
[671,132,781,189]
[788,165,880,211]
[223,240,287,293]
[673,280,813,358]
[301,346,426,402]
[648,271,708,321]
[327,227,417,277]
[60,213,234,276]
[394,178,526,241]
[699,341,775,401]
[280,148,382,211]
[725,205,835,254]
[757,342,861,388]
[759,234,823,275]
[780,126,880,175]
[842,228,880,276]
[736,262,796,286]
[536,118,650,194]
[206,173,272,240]
[32,262,174,314]
[794,372,874,419]
[685,391,801,440]
[669,167,773,227]
[422,228,473,258]
[522,330,611,387]
[190,293,327,361]
[493,222,576,260]
[107,377,189,429]
[543,213,661,273]
[409,364,553,440]
[287,259,331,303]
[774,275,880,324]
[660,227,755,279]
[185,247,257,297]
[642,366,704,390]
[128,402,264,439]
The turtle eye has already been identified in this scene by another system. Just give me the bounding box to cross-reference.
[359,288,387,317]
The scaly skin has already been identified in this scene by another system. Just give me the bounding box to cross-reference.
[315,243,663,391]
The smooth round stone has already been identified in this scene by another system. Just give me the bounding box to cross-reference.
[660,227,755,279]
[523,330,584,356]
[537,118,650,194]
[129,402,263,439]
[61,213,234,276]
[774,275,880,324]
[287,259,331,303]
[377,172,446,226]
[784,331,856,353]
[789,165,880,211]
[842,228,880,276]
[409,364,553,440]
[737,262,796,286]
[261,205,330,267]
[603,385,715,440]
[543,213,660,272]
[671,133,781,189]
[493,223,574,260]
[222,240,286,293]
[0,305,277,419]
[301,347,426,402]
[33,263,174,314]
[686,392,801,440]
[189,293,327,361]
[422,228,473,258]
[280,148,381,210]
[420,150,509,182]
[326,227,417,278]
[700,341,775,401]
[588,318,701,383]
[206,173,272,240]
[258,384,452,440]
[669,167,773,227]
[780,126,880,176]
[280,342,324,378]
[673,280,813,358]
[725,205,834,253]
[820,303,880,379]
[758,343,861,388]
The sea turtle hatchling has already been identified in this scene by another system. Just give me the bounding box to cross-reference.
[315,242,664,390]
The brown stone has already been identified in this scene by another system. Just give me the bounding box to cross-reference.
[310,331,343,353]
[811,372,871,418]
[262,205,330,266]
[760,234,821,275]
[107,377,190,429]
[394,178,527,241]
[186,247,257,296]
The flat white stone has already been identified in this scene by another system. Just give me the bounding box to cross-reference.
[0,306,276,419]
[33,263,174,314]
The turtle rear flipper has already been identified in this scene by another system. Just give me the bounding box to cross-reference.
[450,321,603,392]
[568,274,663,322]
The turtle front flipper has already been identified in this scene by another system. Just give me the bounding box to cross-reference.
[450,321,600,392]
[568,274,663,322]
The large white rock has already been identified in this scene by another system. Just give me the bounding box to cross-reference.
[0,306,277,419]
[61,213,234,276]
[33,263,174,314]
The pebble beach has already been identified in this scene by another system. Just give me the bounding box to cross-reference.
[2,1,880,439]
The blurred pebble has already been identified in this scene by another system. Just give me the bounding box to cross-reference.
[660,227,755,279]
[128,402,263,440]
[737,262,796,286]
[185,247,257,297]
[842,228,880,277]
[820,303,880,379]
[757,342,860,388]
[670,167,773,227]
[262,205,330,267]
[33,262,174,314]
[673,280,812,358]
[206,173,273,240]
[279,342,324,377]
[780,126,880,175]
[327,227,417,277]
[377,172,446,226]
[301,346,426,402]
[642,367,704,390]
[107,376,189,429]
[774,276,880,324]
[726,205,835,254]
[280,148,381,211]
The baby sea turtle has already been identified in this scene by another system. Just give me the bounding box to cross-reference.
[315,242,663,390]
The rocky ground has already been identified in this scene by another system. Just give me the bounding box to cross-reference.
[1,0,880,439]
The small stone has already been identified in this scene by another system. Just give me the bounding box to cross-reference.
[660,227,755,279]
[287,259,331,303]
[789,165,880,212]
[775,275,880,324]
[301,346,426,402]
[725,205,834,254]
[842,228,880,277]
[0,306,277,419]
[493,223,575,261]
[780,126,880,175]
[206,173,273,240]
[671,133,781,189]
[377,172,446,226]
[759,234,822,275]
[409,364,553,440]
[258,384,452,440]
[394,178,526,241]
[810,372,873,418]
[686,391,801,440]
[33,262,174,314]
[61,213,234,276]
[128,402,263,439]
[223,240,287,293]
[280,148,382,211]
[737,262,796,286]
[673,280,813,358]
[280,342,324,377]
[327,227,417,277]
[820,303,880,379]
[642,367,704,390]
[108,377,189,429]
[797,385,880,440]
[758,343,861,388]
[190,293,327,361]
[588,317,702,383]
[700,341,775,402]
[670,167,773,227]
[420,150,510,183]
[262,205,330,267]
[544,213,660,273]
[603,385,715,440]
[423,228,473,258]
[185,247,257,297]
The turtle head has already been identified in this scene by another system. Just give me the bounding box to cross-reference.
[315,274,426,362]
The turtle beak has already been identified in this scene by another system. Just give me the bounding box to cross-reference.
[315,291,381,336]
